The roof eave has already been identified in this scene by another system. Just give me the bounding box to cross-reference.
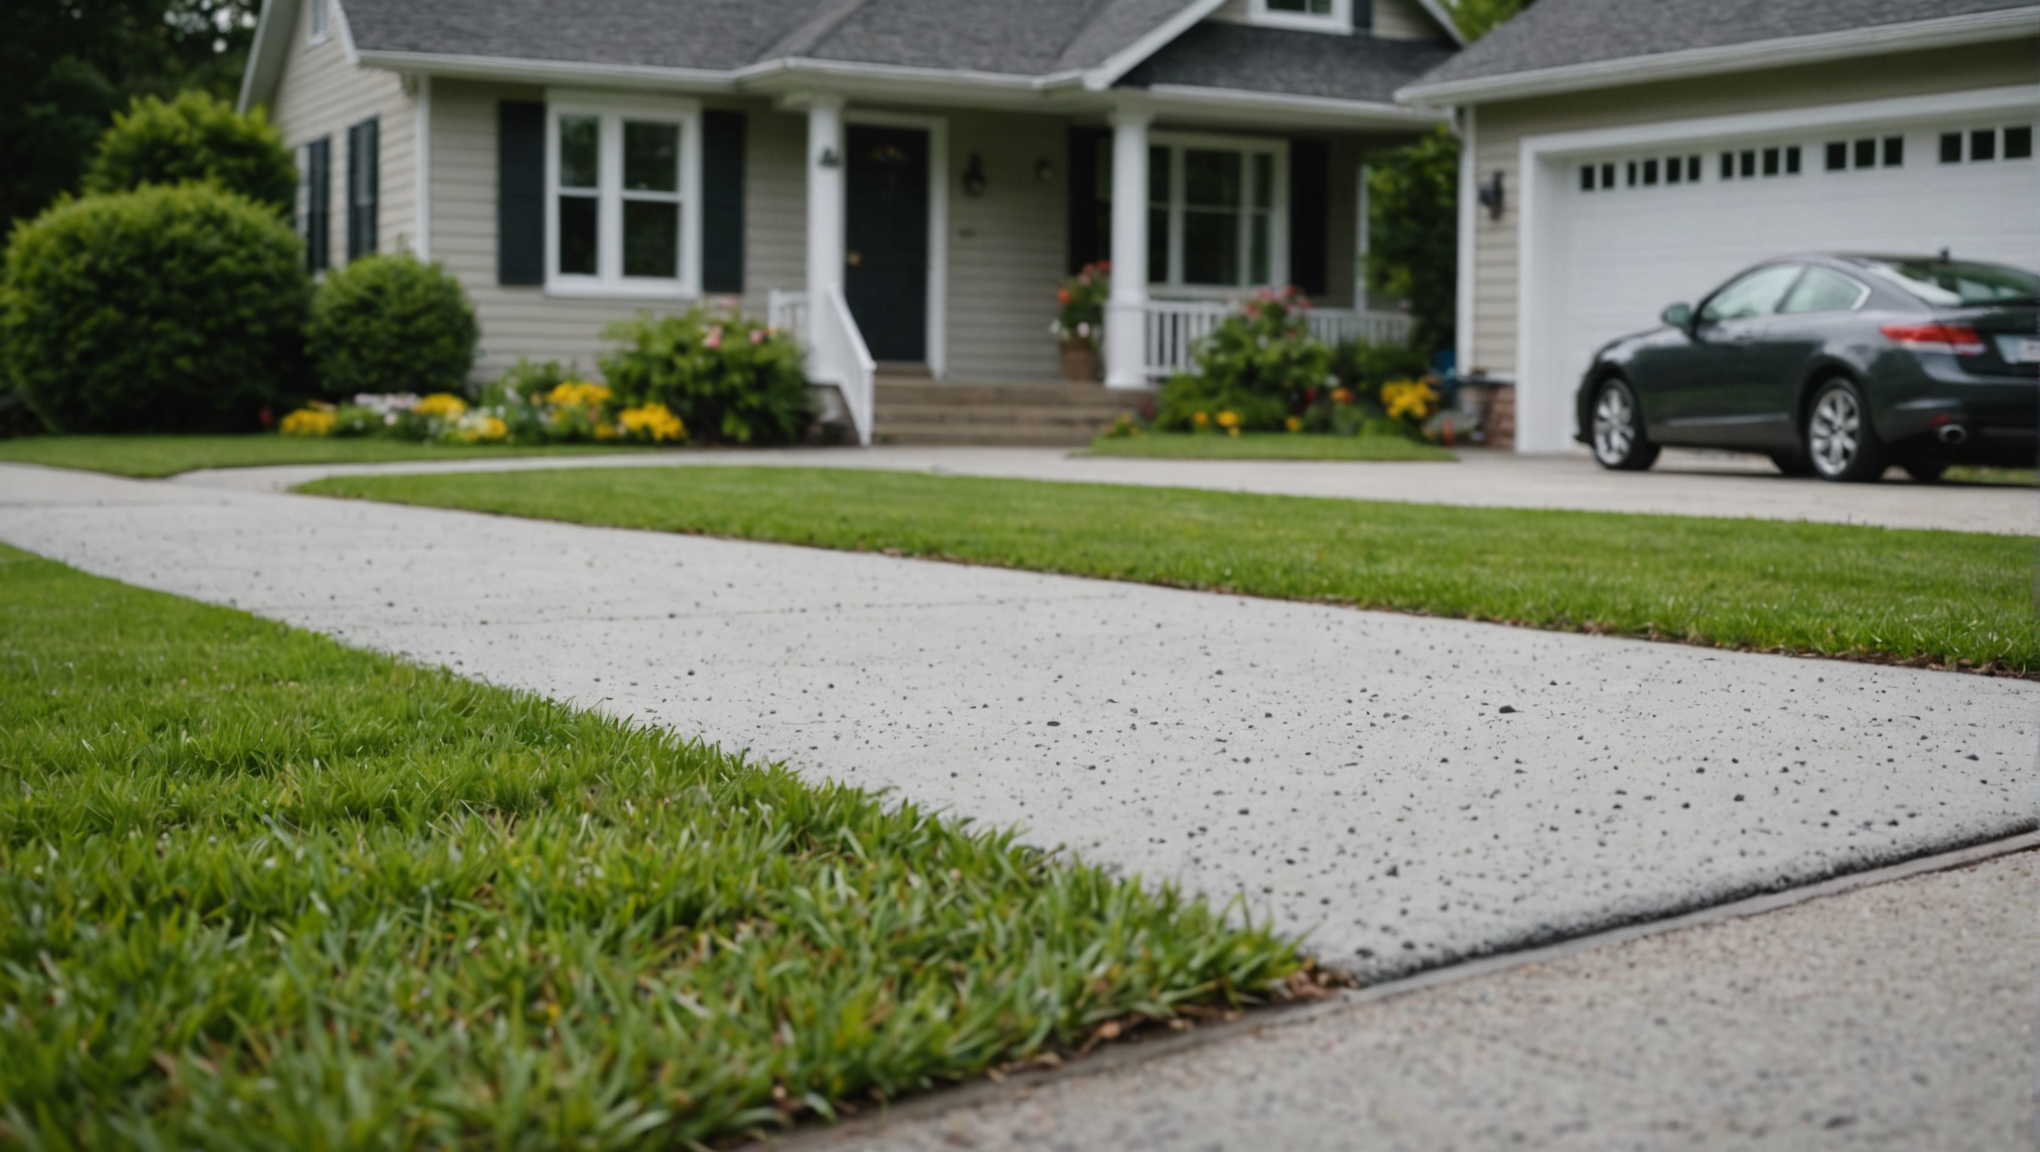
[1138,83,1450,130]
[1397,7,2040,108]
[238,0,295,112]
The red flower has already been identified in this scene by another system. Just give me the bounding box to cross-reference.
[1057,288,1072,304]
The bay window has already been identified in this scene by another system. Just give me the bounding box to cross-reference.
[1147,136,1288,292]
[545,94,700,296]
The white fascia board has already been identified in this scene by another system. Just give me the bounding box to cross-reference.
[1139,84,1449,129]
[733,55,1072,94]
[354,51,741,93]
[1083,0,1236,92]
[333,0,361,66]
[1411,0,1468,47]
[238,0,295,112]
[1398,7,2040,107]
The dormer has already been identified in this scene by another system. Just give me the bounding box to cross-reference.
[1209,0,1461,42]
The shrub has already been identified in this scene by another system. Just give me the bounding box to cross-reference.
[600,306,810,445]
[1156,288,1333,432]
[0,184,310,433]
[83,92,297,213]
[1052,262,1109,349]
[307,254,479,397]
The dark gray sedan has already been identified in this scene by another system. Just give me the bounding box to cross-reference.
[1576,254,2040,481]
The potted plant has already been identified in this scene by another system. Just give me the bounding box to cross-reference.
[1051,262,1109,382]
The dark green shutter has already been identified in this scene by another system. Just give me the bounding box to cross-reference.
[346,117,379,262]
[701,110,746,294]
[1288,137,1329,296]
[498,101,546,286]
[1067,127,1110,274]
[304,137,330,274]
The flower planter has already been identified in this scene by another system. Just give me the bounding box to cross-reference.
[1059,340,1099,382]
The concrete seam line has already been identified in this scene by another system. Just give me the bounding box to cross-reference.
[768,833,2040,1149]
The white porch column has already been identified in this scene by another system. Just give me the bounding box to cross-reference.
[1104,110,1151,389]
[805,95,846,306]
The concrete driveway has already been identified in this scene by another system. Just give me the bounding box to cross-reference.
[171,445,2039,536]
[3,462,2032,985]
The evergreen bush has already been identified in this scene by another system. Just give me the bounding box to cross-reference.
[0,184,310,433]
[83,91,297,213]
[307,254,479,397]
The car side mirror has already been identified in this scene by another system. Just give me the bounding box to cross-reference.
[1661,302,1693,330]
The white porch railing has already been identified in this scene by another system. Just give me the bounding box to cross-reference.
[1139,299,1415,380]
[768,287,872,446]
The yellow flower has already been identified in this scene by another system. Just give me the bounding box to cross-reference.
[619,402,687,443]
[1382,379,1439,421]
[544,381,613,409]
[1284,416,1302,433]
[1228,426,1241,438]
[1193,411,1210,428]
[450,414,509,443]
[593,422,618,440]
[415,393,468,420]
[1215,410,1241,430]
[280,408,337,438]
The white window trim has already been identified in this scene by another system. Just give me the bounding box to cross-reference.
[306,0,330,44]
[1148,131,1290,297]
[543,89,702,300]
[1247,0,1352,35]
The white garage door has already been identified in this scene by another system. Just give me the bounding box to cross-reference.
[1520,112,2040,452]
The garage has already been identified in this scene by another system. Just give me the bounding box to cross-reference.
[1519,108,2040,451]
[1399,0,2040,454]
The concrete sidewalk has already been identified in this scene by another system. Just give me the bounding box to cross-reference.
[3,463,2031,985]
[170,444,2040,536]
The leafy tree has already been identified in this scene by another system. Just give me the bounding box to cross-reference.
[1445,0,1530,41]
[1366,127,1460,357]
[2,1,257,228]
[84,90,295,211]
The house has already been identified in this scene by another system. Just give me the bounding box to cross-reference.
[1399,0,2040,454]
[239,0,1463,443]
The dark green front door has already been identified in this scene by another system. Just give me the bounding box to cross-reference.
[845,125,929,364]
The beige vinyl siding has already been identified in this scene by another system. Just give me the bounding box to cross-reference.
[945,111,1068,381]
[1371,0,1449,42]
[267,0,415,269]
[1465,38,2040,376]
[431,82,806,382]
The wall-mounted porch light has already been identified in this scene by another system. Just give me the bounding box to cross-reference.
[1478,171,1505,220]
[962,153,987,197]
[818,146,840,169]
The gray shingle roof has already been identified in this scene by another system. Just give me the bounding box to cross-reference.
[1410,0,2040,92]
[338,0,1213,77]
[1120,22,1456,103]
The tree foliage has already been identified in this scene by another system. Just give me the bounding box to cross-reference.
[2,1,257,228]
[84,90,295,211]
[1366,127,1461,357]
[1444,0,1531,41]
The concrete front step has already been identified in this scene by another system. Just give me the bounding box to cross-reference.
[872,378,1147,446]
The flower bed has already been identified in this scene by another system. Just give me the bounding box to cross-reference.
[281,384,685,447]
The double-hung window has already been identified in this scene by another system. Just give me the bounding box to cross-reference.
[546,93,701,297]
[1147,135,1288,292]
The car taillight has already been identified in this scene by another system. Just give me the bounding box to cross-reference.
[1879,322,1986,356]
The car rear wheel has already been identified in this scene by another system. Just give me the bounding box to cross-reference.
[1591,379,1659,471]
[1805,378,1888,483]
[1902,460,1948,483]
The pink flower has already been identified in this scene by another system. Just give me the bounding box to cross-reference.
[750,328,766,345]
[704,326,724,350]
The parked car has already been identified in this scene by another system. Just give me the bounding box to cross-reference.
[1577,254,2040,481]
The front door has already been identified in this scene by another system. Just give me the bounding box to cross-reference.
[844,125,929,364]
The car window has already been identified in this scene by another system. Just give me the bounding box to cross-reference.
[1700,265,1803,323]
[1859,259,2040,306]
[1778,267,1868,314]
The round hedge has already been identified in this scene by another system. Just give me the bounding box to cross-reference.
[308,254,479,397]
[0,184,311,433]
[84,92,297,213]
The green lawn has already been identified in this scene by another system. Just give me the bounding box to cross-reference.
[0,544,1300,1147]
[302,467,2037,672]
[0,435,660,478]
[1944,466,2038,487]
[1081,432,1454,462]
